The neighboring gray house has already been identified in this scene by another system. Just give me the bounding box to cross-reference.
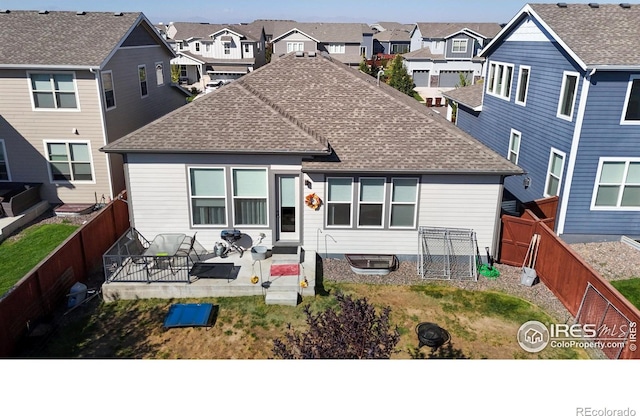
[271,22,374,65]
[102,52,522,258]
[373,29,412,55]
[166,22,266,87]
[405,22,502,90]
[0,10,188,205]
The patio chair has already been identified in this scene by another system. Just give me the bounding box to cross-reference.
[176,233,201,262]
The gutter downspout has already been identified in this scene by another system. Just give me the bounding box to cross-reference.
[556,68,593,235]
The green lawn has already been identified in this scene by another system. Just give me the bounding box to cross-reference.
[610,278,640,310]
[0,223,79,296]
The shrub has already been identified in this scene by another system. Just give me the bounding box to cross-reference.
[272,292,400,359]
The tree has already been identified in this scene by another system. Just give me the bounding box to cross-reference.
[387,55,415,96]
[358,55,370,75]
[170,65,180,83]
[272,292,400,359]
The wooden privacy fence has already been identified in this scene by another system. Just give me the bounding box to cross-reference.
[0,192,130,357]
[500,196,640,359]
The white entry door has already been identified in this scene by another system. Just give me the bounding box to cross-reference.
[276,174,300,242]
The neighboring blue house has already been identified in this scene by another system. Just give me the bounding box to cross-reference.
[443,3,640,242]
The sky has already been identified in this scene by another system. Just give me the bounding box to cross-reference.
[6,0,532,25]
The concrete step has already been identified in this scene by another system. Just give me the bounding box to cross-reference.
[265,290,299,306]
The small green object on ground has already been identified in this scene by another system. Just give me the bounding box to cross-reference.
[479,264,500,280]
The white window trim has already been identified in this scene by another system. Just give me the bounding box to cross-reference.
[356,177,386,229]
[485,61,514,101]
[101,70,116,111]
[452,39,468,53]
[515,65,531,107]
[231,167,269,227]
[155,62,164,87]
[188,167,228,228]
[0,139,11,181]
[360,46,367,57]
[328,43,345,54]
[508,129,521,165]
[556,71,579,121]
[620,74,640,125]
[138,64,148,98]
[389,177,419,229]
[543,148,566,198]
[326,177,353,228]
[43,140,96,184]
[27,71,80,112]
[287,42,304,53]
[590,157,640,211]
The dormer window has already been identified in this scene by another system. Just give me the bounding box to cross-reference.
[452,39,468,53]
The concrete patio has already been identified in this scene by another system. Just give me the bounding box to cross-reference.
[101,247,317,306]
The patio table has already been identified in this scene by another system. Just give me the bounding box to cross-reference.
[144,233,187,271]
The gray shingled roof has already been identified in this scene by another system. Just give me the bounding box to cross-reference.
[528,3,640,67]
[170,22,260,42]
[372,22,416,32]
[374,29,412,42]
[442,83,485,110]
[415,22,502,39]
[272,22,369,43]
[0,10,143,67]
[402,47,444,60]
[103,53,521,176]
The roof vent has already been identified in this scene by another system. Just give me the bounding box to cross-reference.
[114,12,123,16]
[76,11,86,15]
[308,51,317,57]
[38,10,49,14]
[620,3,631,8]
[295,51,304,57]
[588,3,599,8]
[0,10,10,13]
[557,2,567,7]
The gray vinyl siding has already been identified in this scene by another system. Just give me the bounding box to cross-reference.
[445,35,474,60]
[125,153,504,257]
[0,69,110,204]
[272,32,316,60]
[102,46,187,193]
[362,33,374,59]
[562,71,640,236]
[457,39,582,205]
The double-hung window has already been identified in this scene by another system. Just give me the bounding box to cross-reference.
[224,42,231,55]
[190,168,227,225]
[327,178,353,227]
[287,42,303,53]
[232,168,268,226]
[358,178,385,227]
[515,66,530,106]
[451,39,468,53]
[621,75,640,124]
[328,44,345,54]
[0,140,10,181]
[557,71,579,120]
[508,129,521,164]
[101,71,116,109]
[592,159,640,209]
[45,141,93,182]
[138,65,148,97]
[244,44,250,54]
[30,73,78,109]
[180,65,187,78]
[544,148,566,197]
[486,61,514,100]
[390,178,418,228]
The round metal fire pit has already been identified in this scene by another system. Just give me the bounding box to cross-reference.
[416,322,450,349]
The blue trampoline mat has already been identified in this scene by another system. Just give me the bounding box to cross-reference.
[163,303,218,328]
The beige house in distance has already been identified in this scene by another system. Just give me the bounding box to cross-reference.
[0,10,188,205]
